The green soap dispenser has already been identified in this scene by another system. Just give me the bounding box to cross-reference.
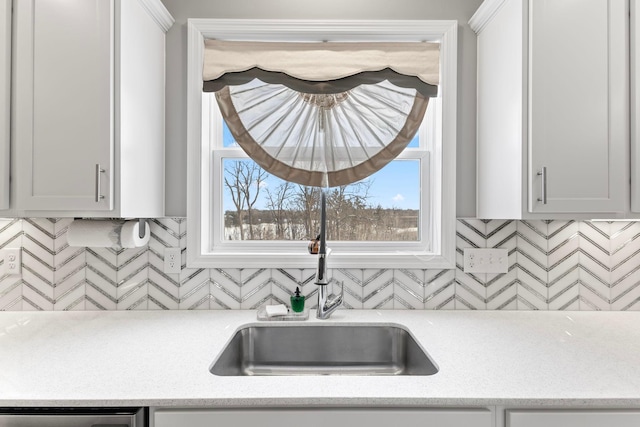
[290,287,305,313]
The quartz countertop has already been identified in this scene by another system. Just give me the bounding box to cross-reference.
[1,309,639,407]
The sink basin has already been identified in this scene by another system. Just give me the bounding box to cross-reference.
[210,324,438,376]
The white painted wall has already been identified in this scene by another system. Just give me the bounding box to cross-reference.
[160,0,482,217]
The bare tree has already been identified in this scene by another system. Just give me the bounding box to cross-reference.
[224,160,268,240]
[224,162,247,240]
[292,185,322,239]
[223,168,420,242]
[265,181,295,239]
[326,180,372,240]
[242,163,268,239]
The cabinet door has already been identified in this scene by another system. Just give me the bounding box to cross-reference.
[632,0,640,212]
[13,0,113,211]
[507,409,640,427]
[155,408,494,427]
[0,0,10,210]
[528,0,628,214]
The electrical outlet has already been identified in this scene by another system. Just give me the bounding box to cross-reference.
[2,248,21,276]
[163,247,181,274]
[463,248,508,274]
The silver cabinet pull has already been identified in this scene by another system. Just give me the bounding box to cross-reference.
[95,164,105,202]
[537,167,547,204]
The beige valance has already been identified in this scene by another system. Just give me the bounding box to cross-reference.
[216,81,429,187]
[203,39,440,86]
[203,38,439,188]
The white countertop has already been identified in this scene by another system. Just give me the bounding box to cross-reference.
[1,309,640,408]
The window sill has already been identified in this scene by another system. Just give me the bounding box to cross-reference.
[187,249,455,270]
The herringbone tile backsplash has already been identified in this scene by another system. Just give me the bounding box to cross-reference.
[0,218,639,311]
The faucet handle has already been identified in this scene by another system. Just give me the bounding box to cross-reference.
[327,280,344,308]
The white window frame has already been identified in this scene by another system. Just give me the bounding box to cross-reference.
[186,19,457,269]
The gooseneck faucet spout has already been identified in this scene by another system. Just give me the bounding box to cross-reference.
[314,190,343,319]
[315,190,328,286]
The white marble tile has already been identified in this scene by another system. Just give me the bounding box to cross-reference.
[516,221,548,310]
[486,272,517,310]
[333,268,362,309]
[211,268,241,309]
[116,248,149,310]
[0,278,22,311]
[486,220,516,249]
[457,219,487,249]
[454,273,486,310]
[0,219,22,251]
[424,269,455,310]
[363,269,393,309]
[394,269,424,309]
[150,218,181,248]
[241,268,271,309]
[547,221,579,310]
[179,269,211,310]
[85,277,116,310]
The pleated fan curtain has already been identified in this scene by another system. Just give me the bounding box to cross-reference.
[203,39,440,187]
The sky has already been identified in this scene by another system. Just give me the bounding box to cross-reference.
[221,126,421,211]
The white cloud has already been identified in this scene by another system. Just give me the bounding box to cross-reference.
[392,194,405,202]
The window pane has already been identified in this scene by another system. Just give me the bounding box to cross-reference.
[406,132,419,148]
[221,158,421,242]
[223,124,236,147]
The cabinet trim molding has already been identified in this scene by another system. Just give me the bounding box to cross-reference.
[469,0,507,34]
[137,0,174,33]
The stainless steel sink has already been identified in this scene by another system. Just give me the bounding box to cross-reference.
[210,324,438,376]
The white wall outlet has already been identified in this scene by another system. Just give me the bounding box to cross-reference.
[2,248,21,276]
[163,247,182,274]
[463,248,509,274]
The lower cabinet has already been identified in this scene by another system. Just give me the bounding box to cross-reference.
[154,407,640,427]
[0,0,9,210]
[153,408,493,427]
[506,409,640,427]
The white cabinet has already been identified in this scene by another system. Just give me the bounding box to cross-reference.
[11,0,173,217]
[154,408,494,427]
[471,0,629,219]
[506,409,640,427]
[632,0,640,212]
[0,0,9,210]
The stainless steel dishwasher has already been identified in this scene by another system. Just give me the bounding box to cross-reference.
[0,407,145,426]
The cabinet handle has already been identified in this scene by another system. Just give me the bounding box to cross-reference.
[537,167,547,204]
[95,164,105,202]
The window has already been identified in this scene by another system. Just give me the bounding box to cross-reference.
[187,20,457,269]
[207,95,434,240]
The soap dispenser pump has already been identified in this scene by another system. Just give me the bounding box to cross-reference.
[290,287,305,313]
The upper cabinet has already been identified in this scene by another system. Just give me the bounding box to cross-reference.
[10,0,173,217]
[0,0,10,210]
[632,0,640,212]
[471,0,629,219]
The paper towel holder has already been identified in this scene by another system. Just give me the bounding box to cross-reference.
[138,219,147,239]
[71,217,148,239]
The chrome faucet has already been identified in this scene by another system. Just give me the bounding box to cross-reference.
[313,190,343,319]
[317,281,343,319]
